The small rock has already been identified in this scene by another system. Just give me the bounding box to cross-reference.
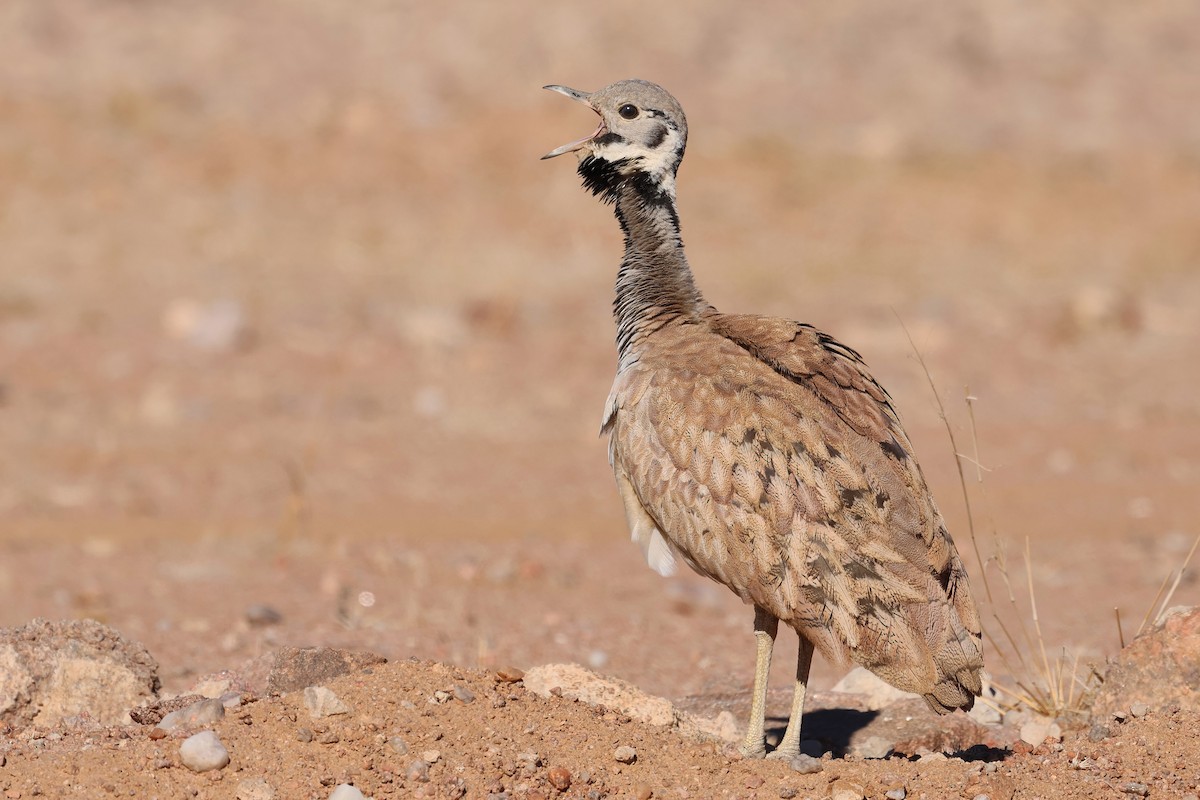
[789,754,823,774]
[423,750,441,764]
[778,788,797,800]
[1019,718,1053,746]
[406,760,430,782]
[327,785,366,800]
[266,646,386,694]
[296,728,314,742]
[388,736,408,754]
[745,775,764,789]
[548,766,572,791]
[1129,702,1149,718]
[453,685,475,703]
[1120,783,1149,797]
[1088,722,1111,741]
[831,779,865,800]
[179,731,230,772]
[432,690,452,704]
[245,605,283,627]
[851,735,893,759]
[304,686,350,718]
[613,745,637,764]
[972,794,991,800]
[235,778,276,800]
[885,788,907,800]
[917,752,947,763]
[634,784,653,800]
[495,666,525,683]
[156,698,226,733]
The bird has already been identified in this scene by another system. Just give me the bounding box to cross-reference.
[541,79,984,761]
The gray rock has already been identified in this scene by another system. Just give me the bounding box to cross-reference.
[613,745,637,764]
[790,754,823,774]
[389,736,408,755]
[0,618,160,727]
[328,785,366,800]
[304,686,351,718]
[885,788,907,800]
[156,697,226,733]
[179,730,230,772]
[266,646,386,694]
[1129,702,1149,718]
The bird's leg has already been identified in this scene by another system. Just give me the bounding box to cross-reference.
[738,607,778,759]
[765,634,815,762]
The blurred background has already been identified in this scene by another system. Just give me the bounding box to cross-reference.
[1,1,1197,698]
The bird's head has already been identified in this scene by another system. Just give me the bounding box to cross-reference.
[541,79,688,201]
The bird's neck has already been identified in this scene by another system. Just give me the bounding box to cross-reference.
[609,174,706,366]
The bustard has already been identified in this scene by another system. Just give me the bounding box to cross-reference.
[542,79,983,760]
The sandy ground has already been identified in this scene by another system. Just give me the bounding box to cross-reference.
[1,1,1199,796]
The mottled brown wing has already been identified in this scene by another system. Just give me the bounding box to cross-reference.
[605,313,983,711]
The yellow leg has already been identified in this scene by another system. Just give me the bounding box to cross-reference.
[765,634,815,761]
[738,607,778,759]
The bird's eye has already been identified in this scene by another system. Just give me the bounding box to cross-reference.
[618,104,639,120]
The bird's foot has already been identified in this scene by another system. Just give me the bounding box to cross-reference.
[737,739,767,760]
[765,745,801,763]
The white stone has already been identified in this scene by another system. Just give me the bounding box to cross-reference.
[236,777,276,800]
[179,730,230,772]
[157,698,225,733]
[304,686,351,718]
[328,784,366,800]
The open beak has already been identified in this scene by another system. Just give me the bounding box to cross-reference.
[541,84,604,160]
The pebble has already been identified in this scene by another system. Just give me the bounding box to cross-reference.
[972,794,991,800]
[453,684,475,703]
[388,736,408,755]
[495,666,525,683]
[885,788,907,800]
[1088,722,1111,742]
[406,760,430,782]
[1120,783,1149,797]
[156,698,226,733]
[423,750,441,764]
[1129,702,1149,718]
[831,780,865,800]
[1019,718,1053,746]
[613,745,637,764]
[304,686,351,718]
[179,731,230,772]
[235,778,276,800]
[778,788,797,800]
[548,766,572,791]
[327,785,366,800]
[245,604,283,626]
[634,783,653,800]
[789,754,823,774]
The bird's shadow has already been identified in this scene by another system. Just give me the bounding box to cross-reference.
[766,708,877,757]
[766,710,1010,763]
